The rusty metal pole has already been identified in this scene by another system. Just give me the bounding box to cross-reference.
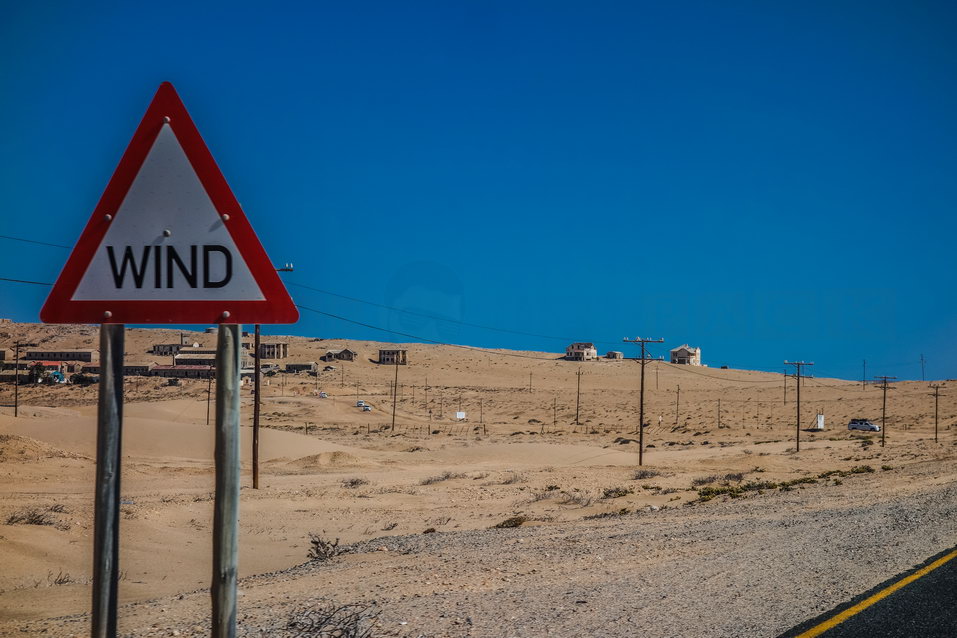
[91,323,124,638]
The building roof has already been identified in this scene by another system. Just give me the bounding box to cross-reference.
[152,365,213,370]
[670,344,700,353]
[567,342,596,349]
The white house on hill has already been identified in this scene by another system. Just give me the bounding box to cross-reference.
[565,342,598,361]
[670,344,702,366]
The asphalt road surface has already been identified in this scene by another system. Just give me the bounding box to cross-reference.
[782,546,957,638]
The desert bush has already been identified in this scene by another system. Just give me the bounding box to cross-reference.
[722,472,744,482]
[500,472,526,485]
[633,469,661,480]
[419,471,466,485]
[307,534,342,561]
[6,507,56,526]
[528,490,557,502]
[341,477,369,489]
[287,601,378,638]
[881,465,893,471]
[850,465,875,474]
[601,486,633,499]
[492,515,527,529]
[584,508,632,520]
[691,475,720,487]
[559,491,594,507]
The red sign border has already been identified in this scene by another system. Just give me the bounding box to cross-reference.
[40,82,298,325]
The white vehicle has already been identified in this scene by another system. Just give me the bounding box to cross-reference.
[318,392,328,399]
[848,418,880,432]
[356,400,366,407]
[362,405,372,412]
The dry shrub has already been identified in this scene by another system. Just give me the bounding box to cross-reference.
[287,601,378,638]
[307,534,341,561]
[492,515,527,529]
[419,471,466,485]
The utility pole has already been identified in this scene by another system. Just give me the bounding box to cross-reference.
[930,385,941,443]
[340,365,344,387]
[206,372,213,426]
[355,381,359,403]
[784,361,814,452]
[390,355,399,432]
[623,337,664,466]
[874,376,896,447]
[553,397,557,431]
[655,363,659,391]
[574,368,582,428]
[717,399,721,429]
[920,354,926,382]
[862,359,866,391]
[528,372,532,393]
[12,341,37,417]
[424,376,429,412]
[252,262,292,489]
[674,385,680,426]
[783,368,787,405]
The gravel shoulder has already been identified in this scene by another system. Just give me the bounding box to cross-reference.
[10,457,956,638]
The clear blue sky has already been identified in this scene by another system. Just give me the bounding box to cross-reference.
[1,1,955,380]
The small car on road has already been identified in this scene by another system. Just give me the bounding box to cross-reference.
[362,405,372,412]
[356,400,366,407]
[848,418,880,432]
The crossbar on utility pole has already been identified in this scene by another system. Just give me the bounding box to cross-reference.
[624,337,664,466]
[784,361,814,452]
[874,376,896,447]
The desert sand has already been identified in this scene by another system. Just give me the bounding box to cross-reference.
[0,323,954,636]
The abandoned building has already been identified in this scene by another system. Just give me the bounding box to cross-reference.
[565,342,598,361]
[23,349,97,362]
[150,365,214,379]
[258,342,289,359]
[605,351,624,360]
[321,349,358,362]
[378,349,408,365]
[150,342,200,356]
[285,362,318,373]
[670,344,702,366]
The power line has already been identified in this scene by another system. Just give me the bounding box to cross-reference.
[287,281,623,346]
[0,276,54,286]
[0,234,71,249]
[295,303,559,361]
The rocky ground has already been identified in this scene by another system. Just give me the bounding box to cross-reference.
[9,455,956,638]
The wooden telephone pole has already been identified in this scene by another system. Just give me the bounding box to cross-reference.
[784,361,814,452]
[930,384,941,443]
[874,376,896,447]
[623,337,664,466]
[575,368,582,428]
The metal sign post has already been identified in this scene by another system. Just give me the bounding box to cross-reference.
[212,324,241,638]
[91,324,124,638]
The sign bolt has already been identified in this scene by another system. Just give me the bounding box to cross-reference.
[221,311,231,319]
[221,214,230,221]
[163,229,172,237]
[103,311,112,319]
[104,214,113,221]
[163,116,171,123]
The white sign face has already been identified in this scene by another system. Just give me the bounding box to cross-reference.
[456,411,466,420]
[71,124,265,301]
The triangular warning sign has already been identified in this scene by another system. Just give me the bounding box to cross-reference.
[40,82,298,325]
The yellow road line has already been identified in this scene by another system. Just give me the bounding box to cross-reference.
[796,547,957,637]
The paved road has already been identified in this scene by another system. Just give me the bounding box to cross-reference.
[782,546,957,638]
